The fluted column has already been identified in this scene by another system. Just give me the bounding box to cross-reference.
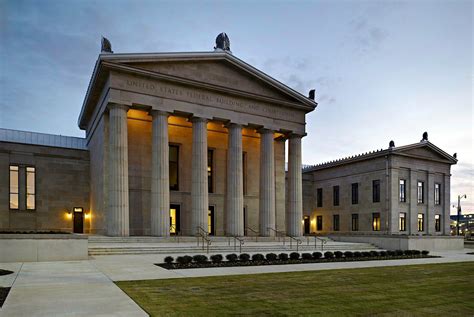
[150,110,170,236]
[226,123,244,236]
[107,103,130,236]
[259,129,275,236]
[191,117,208,235]
[287,134,303,237]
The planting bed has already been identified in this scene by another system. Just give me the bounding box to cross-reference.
[156,250,436,270]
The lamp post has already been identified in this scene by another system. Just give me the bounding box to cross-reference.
[455,194,467,236]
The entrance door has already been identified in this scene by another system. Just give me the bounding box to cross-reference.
[73,207,84,233]
[304,216,310,235]
[170,204,180,235]
[208,206,215,235]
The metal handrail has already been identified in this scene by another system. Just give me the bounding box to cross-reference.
[245,227,259,242]
[196,226,211,253]
[288,235,302,252]
[229,236,245,253]
[170,225,181,243]
[307,236,328,251]
[267,227,286,244]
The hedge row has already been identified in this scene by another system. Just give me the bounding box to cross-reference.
[164,250,430,265]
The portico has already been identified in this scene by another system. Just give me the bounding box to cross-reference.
[79,40,316,237]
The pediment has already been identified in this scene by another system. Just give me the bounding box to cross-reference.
[394,143,456,163]
[121,60,299,103]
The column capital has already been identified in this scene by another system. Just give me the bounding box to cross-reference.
[149,109,170,118]
[287,132,306,139]
[257,128,274,135]
[107,103,129,111]
[224,122,242,129]
[189,116,209,123]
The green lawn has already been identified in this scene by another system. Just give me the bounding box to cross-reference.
[116,262,474,316]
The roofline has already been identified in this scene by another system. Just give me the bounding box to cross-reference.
[303,141,457,173]
[78,51,317,129]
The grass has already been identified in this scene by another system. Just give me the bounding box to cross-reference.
[116,262,474,316]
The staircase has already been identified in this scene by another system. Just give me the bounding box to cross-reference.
[87,235,381,256]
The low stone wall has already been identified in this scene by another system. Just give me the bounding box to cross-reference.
[0,234,88,263]
[328,234,464,251]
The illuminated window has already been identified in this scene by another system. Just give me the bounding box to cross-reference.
[399,179,406,202]
[351,183,359,205]
[351,214,359,231]
[372,213,381,231]
[316,216,323,231]
[208,206,215,235]
[208,149,213,193]
[170,207,177,234]
[9,165,19,210]
[333,186,339,206]
[434,183,441,205]
[317,188,323,207]
[372,180,380,203]
[26,167,35,210]
[333,214,340,231]
[417,181,424,204]
[435,214,441,232]
[399,212,406,231]
[169,145,179,191]
[417,213,424,232]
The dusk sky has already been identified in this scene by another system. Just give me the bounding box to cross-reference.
[0,0,472,213]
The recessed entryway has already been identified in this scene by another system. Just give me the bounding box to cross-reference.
[73,207,84,233]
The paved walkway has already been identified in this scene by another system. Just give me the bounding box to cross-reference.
[1,249,473,316]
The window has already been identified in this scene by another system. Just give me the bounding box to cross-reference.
[333,214,340,231]
[317,188,323,207]
[351,214,359,231]
[351,183,359,204]
[417,181,424,204]
[9,165,19,210]
[169,145,179,191]
[333,186,340,206]
[417,213,424,232]
[208,149,213,193]
[372,213,381,231]
[435,214,441,232]
[434,183,441,205]
[26,167,35,210]
[399,179,406,202]
[316,216,323,231]
[372,180,380,203]
[399,212,406,231]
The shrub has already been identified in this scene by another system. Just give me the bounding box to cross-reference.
[226,253,238,262]
[252,253,265,262]
[302,253,312,260]
[279,253,289,261]
[334,251,343,258]
[353,251,362,258]
[239,253,251,262]
[379,251,387,257]
[404,250,412,256]
[343,251,353,258]
[210,254,223,263]
[265,253,278,261]
[290,252,300,260]
[164,256,174,264]
[183,255,193,264]
[370,251,379,257]
[193,255,208,263]
[362,251,371,257]
[421,250,430,256]
[312,252,323,259]
[395,250,404,256]
[177,256,192,265]
[324,251,334,259]
[387,250,395,256]
[412,250,421,255]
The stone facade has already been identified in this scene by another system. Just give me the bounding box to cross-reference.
[302,139,457,237]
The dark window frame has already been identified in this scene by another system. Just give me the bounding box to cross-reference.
[9,165,19,210]
[435,214,441,232]
[351,183,359,205]
[399,179,406,203]
[417,213,424,232]
[317,188,323,208]
[399,212,406,231]
[316,216,323,231]
[372,212,381,231]
[417,181,425,204]
[169,144,179,191]
[25,166,36,211]
[351,214,359,231]
[434,183,441,205]
[208,149,214,193]
[333,185,340,206]
[333,214,340,231]
[372,179,381,203]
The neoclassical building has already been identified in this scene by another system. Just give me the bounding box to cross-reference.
[0,34,317,237]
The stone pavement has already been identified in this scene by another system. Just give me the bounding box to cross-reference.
[1,249,473,316]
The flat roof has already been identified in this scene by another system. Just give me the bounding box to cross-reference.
[0,128,87,150]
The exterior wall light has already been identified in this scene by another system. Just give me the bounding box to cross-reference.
[66,210,72,219]
[84,211,91,219]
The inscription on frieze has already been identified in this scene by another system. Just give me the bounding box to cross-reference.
[124,78,297,120]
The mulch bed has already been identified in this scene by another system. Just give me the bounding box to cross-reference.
[0,269,14,276]
[157,255,437,270]
[0,287,10,307]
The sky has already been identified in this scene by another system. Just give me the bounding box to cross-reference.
[0,0,472,213]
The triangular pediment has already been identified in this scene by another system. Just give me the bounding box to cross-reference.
[394,142,457,163]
